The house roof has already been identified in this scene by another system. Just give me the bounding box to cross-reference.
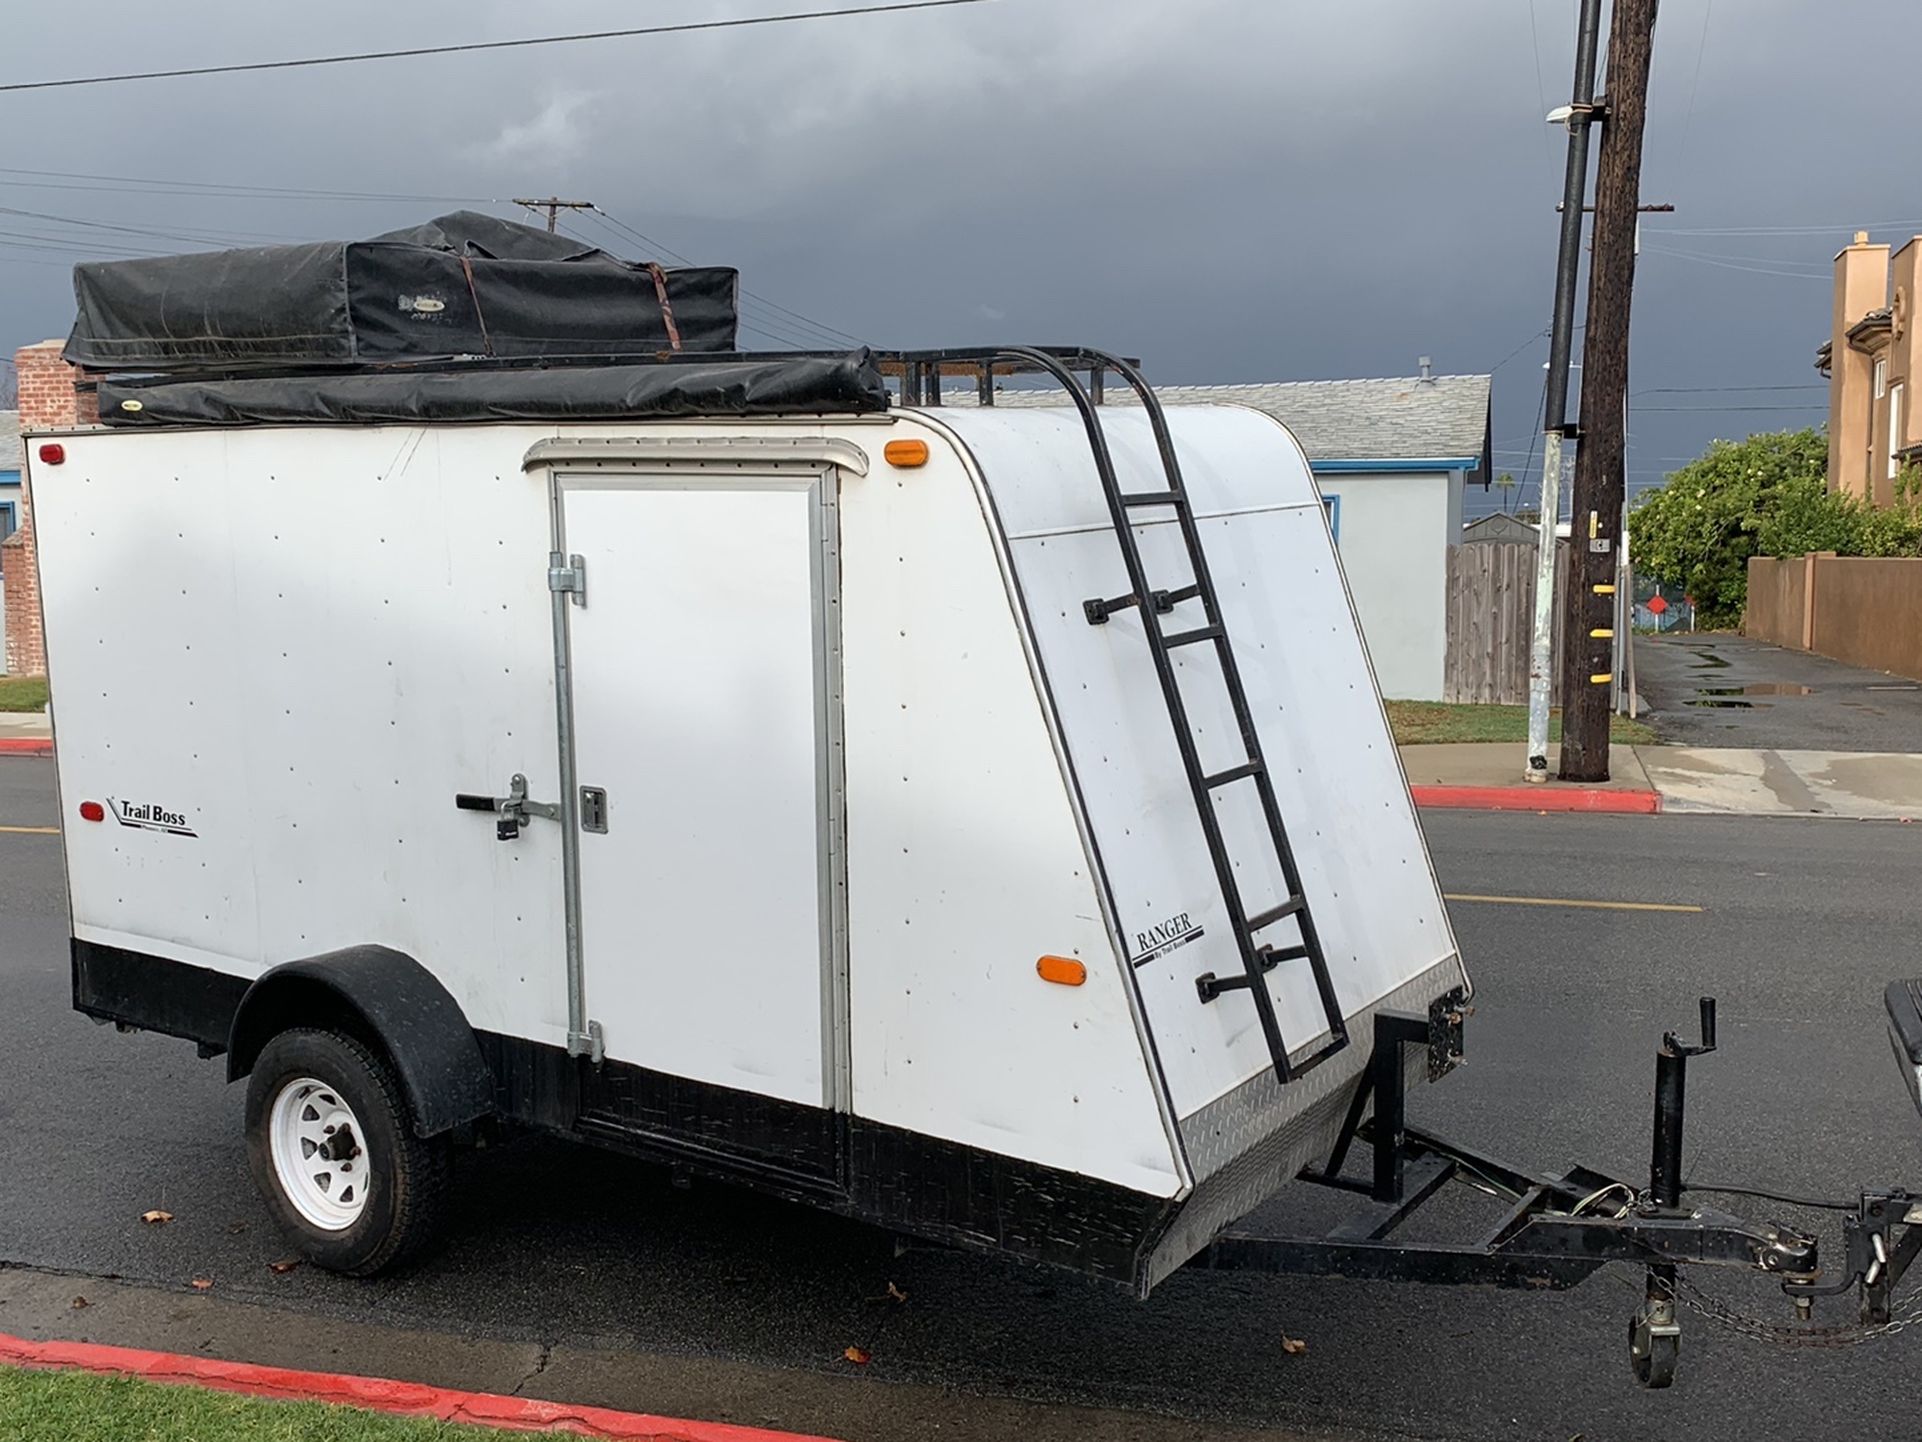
[1462,513,1537,542]
[1847,308,1894,349]
[940,374,1492,466]
[0,410,19,472]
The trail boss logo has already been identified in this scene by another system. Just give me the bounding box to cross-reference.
[107,798,197,838]
[1132,911,1203,968]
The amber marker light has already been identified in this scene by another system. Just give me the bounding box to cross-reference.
[1036,955,1087,987]
[884,439,930,468]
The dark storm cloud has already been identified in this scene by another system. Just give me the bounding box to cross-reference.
[2,0,1914,505]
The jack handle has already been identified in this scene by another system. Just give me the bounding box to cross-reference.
[1665,996,1716,1058]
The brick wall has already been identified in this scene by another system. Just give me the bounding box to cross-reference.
[6,340,97,677]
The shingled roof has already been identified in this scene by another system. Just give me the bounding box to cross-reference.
[0,411,20,472]
[943,374,1492,468]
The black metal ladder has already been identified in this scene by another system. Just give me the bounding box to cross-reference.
[985,346,1350,1084]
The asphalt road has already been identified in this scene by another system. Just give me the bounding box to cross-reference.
[5,752,1922,1441]
[1638,631,1922,751]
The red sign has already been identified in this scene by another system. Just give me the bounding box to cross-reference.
[1648,594,1669,616]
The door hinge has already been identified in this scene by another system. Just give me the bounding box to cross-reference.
[549,553,587,605]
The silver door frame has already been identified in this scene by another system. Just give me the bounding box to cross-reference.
[525,437,856,1111]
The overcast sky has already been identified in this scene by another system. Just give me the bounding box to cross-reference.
[4,0,1917,514]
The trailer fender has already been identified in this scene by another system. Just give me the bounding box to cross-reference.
[226,946,495,1139]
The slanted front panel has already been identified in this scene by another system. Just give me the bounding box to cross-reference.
[940,405,1464,1125]
[562,480,829,1108]
[837,420,1183,1199]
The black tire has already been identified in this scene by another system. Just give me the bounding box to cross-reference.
[244,1027,449,1276]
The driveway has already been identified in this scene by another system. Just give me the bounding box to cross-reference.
[1635,632,1922,751]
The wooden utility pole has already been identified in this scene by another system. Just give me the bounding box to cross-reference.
[1558,0,1659,783]
[511,198,593,233]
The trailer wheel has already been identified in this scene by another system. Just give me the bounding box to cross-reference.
[244,1028,449,1276]
[1628,1305,1679,1389]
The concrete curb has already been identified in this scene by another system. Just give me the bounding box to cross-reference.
[1411,784,1662,814]
[0,738,51,755]
[0,1330,843,1442]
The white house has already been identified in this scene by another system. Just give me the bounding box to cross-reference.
[953,372,1493,700]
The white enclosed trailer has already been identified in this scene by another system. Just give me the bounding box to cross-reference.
[33,347,1467,1288]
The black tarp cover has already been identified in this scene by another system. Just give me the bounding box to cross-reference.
[66,211,739,369]
[95,354,889,427]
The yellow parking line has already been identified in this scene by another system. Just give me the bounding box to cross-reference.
[1444,892,1702,914]
[0,824,58,835]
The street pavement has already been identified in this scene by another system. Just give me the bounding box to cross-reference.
[1637,631,1922,752]
[4,753,1922,1441]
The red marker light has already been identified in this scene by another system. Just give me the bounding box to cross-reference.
[78,801,105,823]
[37,443,65,466]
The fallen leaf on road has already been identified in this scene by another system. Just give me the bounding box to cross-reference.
[189,1278,213,1292]
[267,1259,301,1276]
[1280,1335,1308,1356]
[843,1346,872,1365]
[70,1297,89,1310]
[140,1210,173,1225]
[886,1282,909,1304]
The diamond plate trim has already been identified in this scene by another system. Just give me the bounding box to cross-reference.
[1146,957,1467,1288]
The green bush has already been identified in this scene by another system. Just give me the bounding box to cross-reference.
[1627,428,1829,628]
[1629,429,1922,626]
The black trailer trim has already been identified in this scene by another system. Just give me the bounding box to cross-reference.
[75,940,1178,1292]
[73,938,248,1052]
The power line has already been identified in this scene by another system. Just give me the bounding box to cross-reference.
[586,206,867,348]
[1632,403,1826,412]
[0,169,503,207]
[0,1,997,93]
[1640,246,1829,281]
[1630,383,1825,395]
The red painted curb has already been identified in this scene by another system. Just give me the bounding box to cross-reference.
[0,1331,843,1442]
[0,738,52,755]
[1411,784,1661,814]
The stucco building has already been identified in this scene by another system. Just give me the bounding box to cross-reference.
[1818,230,1922,504]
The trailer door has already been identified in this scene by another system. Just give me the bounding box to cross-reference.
[554,469,843,1113]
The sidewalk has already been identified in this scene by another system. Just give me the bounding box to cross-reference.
[1400,743,1661,814]
[1404,742,1922,819]
[0,711,52,755]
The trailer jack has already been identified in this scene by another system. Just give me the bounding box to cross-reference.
[1191,996,1918,1389]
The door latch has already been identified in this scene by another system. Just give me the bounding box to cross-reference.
[454,773,561,841]
[579,786,608,834]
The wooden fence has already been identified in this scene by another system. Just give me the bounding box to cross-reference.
[1443,540,1568,704]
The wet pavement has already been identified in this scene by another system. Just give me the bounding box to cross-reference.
[1634,632,1922,752]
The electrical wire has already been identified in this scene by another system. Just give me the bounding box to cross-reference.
[0,1,997,93]
[586,207,867,348]
[546,212,833,351]
[1683,1183,1858,1213]
[0,166,498,207]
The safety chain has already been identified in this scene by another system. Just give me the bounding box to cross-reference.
[1662,1270,1922,1350]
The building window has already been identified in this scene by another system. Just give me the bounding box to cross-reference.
[1322,494,1340,543]
[1875,357,1889,399]
[0,501,15,541]
[1891,383,1905,481]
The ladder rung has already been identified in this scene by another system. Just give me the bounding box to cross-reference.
[1163,624,1223,649]
[1120,490,1184,507]
[1247,897,1306,932]
[1262,944,1311,965]
[1203,760,1264,788]
[1161,584,1202,607]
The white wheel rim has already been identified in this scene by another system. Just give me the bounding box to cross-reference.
[268,1076,370,1231]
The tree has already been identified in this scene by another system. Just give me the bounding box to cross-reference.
[1494,471,1519,511]
[1626,428,1827,628]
